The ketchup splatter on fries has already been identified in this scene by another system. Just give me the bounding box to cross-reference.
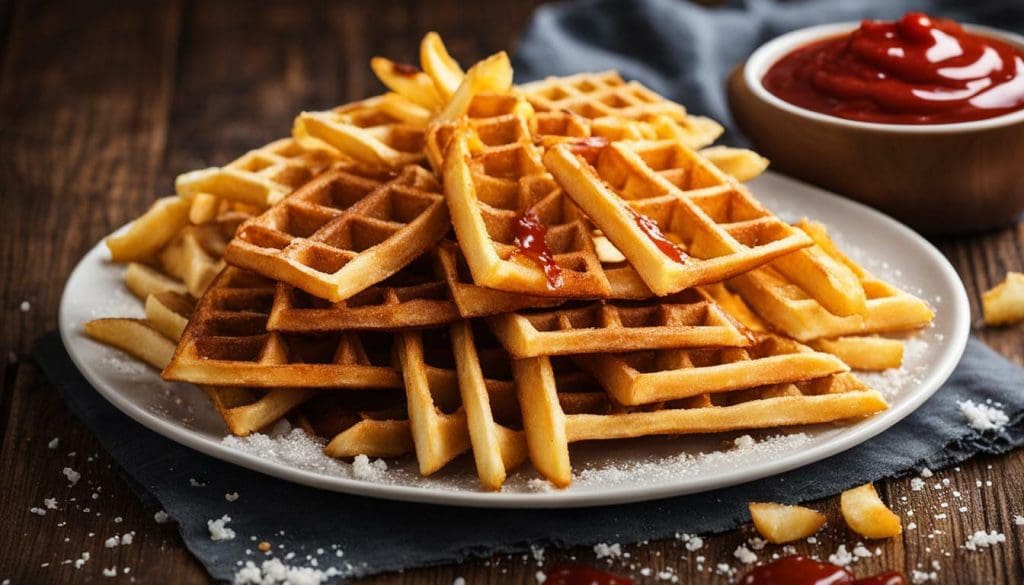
[514,210,563,288]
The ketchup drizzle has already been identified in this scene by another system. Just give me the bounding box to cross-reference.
[391,62,421,77]
[738,555,905,585]
[626,207,687,263]
[514,210,563,288]
[544,564,636,585]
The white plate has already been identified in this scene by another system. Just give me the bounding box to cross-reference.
[59,172,970,508]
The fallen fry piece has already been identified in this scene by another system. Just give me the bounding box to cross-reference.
[982,272,1024,326]
[749,502,826,544]
[699,146,769,182]
[840,482,902,539]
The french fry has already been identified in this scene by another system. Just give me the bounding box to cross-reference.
[123,262,188,301]
[144,292,195,342]
[83,318,176,370]
[749,502,826,544]
[841,483,902,539]
[699,146,769,182]
[420,31,464,99]
[982,272,1024,326]
[810,336,904,371]
[370,57,442,110]
[106,196,190,263]
[433,51,513,124]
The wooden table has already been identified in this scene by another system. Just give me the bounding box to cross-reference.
[1,1,1021,583]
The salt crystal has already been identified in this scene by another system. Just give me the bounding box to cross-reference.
[29,507,46,516]
[853,545,872,558]
[453,578,466,585]
[910,478,925,491]
[225,492,240,502]
[536,571,547,584]
[593,543,622,559]
[733,545,757,564]
[104,537,119,548]
[958,400,1009,432]
[350,454,388,480]
[828,545,854,566]
[44,498,58,510]
[733,435,755,449]
[911,570,938,583]
[48,438,59,450]
[964,530,1005,551]
[208,515,236,541]
[121,533,133,545]
[19,301,30,312]
[154,510,170,523]
[1014,515,1024,526]
[62,467,81,485]
[919,467,933,478]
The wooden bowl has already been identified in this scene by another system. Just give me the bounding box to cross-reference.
[728,23,1024,235]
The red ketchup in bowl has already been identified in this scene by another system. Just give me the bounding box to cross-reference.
[738,555,905,585]
[763,12,1024,124]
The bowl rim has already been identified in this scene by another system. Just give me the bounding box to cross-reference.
[744,21,1024,133]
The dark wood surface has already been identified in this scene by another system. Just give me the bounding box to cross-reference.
[1,1,1022,583]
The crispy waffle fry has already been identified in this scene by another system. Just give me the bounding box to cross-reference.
[293,96,429,167]
[176,138,332,208]
[487,289,750,358]
[519,71,724,148]
[727,222,933,341]
[224,165,449,302]
[106,196,191,263]
[544,139,812,296]
[163,268,401,388]
[514,355,886,487]
[267,252,460,332]
[574,334,848,406]
[441,124,614,297]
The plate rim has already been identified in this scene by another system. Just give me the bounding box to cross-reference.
[58,171,971,509]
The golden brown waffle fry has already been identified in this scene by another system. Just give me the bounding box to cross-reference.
[487,289,751,358]
[293,96,429,167]
[267,252,461,332]
[514,354,886,487]
[163,268,401,388]
[176,138,332,208]
[441,125,614,297]
[727,222,933,341]
[106,196,191,263]
[574,334,848,406]
[519,71,724,148]
[544,139,812,296]
[224,165,449,302]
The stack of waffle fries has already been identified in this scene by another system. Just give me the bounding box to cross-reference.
[86,33,934,491]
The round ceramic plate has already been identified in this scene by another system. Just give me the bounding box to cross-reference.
[59,171,970,508]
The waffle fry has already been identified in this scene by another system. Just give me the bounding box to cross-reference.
[519,71,724,148]
[267,252,461,332]
[544,139,812,296]
[441,124,614,297]
[293,96,429,167]
[488,289,750,358]
[224,165,449,302]
[514,355,886,487]
[163,268,401,388]
[176,138,332,208]
[574,334,848,406]
[727,222,933,341]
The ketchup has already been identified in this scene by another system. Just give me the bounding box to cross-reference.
[763,12,1024,124]
[738,555,905,585]
[627,207,688,263]
[391,62,421,77]
[545,564,636,585]
[514,210,564,288]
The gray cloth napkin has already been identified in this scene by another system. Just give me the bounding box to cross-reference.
[37,0,1024,580]
[32,332,1024,581]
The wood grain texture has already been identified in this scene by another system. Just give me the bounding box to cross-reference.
[1,1,1022,583]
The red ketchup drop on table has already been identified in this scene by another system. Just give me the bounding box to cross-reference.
[626,207,687,263]
[545,564,636,585]
[738,555,905,585]
[514,210,564,288]
[763,12,1024,124]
